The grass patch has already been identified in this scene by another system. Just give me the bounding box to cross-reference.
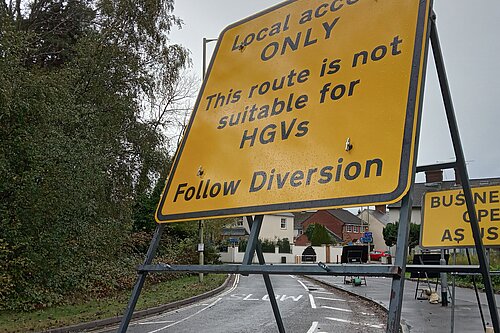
[0,274,227,333]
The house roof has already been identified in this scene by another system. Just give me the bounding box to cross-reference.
[358,208,389,226]
[388,177,500,208]
[327,209,365,225]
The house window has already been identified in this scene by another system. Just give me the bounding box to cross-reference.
[346,225,352,232]
[354,226,359,233]
[280,218,287,229]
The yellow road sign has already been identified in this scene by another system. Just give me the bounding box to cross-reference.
[157,0,432,222]
[421,185,500,248]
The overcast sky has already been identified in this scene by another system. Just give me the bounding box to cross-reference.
[169,0,500,183]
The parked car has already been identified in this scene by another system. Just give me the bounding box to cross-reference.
[370,250,391,261]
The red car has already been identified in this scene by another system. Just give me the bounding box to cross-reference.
[370,250,391,261]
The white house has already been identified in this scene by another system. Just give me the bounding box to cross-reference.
[244,213,295,242]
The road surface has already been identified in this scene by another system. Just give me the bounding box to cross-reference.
[95,274,386,333]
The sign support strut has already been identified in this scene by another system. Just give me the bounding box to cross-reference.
[244,215,286,333]
[387,190,415,332]
[429,11,499,332]
[118,224,166,333]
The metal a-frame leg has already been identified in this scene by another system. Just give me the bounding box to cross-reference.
[244,215,286,333]
[386,190,415,333]
[118,224,166,333]
[429,12,500,332]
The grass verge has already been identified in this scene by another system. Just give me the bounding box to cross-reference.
[0,274,226,333]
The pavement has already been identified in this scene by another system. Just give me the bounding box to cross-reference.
[311,274,500,333]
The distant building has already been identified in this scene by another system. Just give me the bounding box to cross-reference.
[243,213,295,242]
[294,209,367,245]
[358,205,389,251]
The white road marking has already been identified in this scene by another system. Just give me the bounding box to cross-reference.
[145,297,222,333]
[297,279,309,291]
[309,294,317,309]
[138,320,174,325]
[306,321,319,333]
[311,290,334,295]
[143,274,241,333]
[321,305,352,313]
[325,317,384,329]
[315,296,346,302]
[292,277,317,309]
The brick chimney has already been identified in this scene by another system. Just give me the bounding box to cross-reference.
[375,205,386,214]
[425,169,443,183]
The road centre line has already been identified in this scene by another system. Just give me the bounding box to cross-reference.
[306,321,319,333]
[325,317,384,329]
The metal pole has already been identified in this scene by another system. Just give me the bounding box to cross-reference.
[441,249,448,306]
[202,38,217,79]
[199,220,204,283]
[386,191,414,333]
[430,13,500,332]
[118,224,166,333]
[247,216,286,333]
[466,248,486,330]
[242,215,263,265]
[451,249,456,333]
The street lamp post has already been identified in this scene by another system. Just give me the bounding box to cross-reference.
[203,38,218,79]
[199,37,217,283]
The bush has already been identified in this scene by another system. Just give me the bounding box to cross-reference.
[277,238,291,253]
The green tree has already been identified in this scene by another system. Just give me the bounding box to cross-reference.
[383,222,421,249]
[305,224,317,241]
[0,0,190,310]
[306,224,332,246]
[383,223,398,247]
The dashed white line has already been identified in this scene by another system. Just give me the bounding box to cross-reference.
[306,321,319,333]
[325,317,384,329]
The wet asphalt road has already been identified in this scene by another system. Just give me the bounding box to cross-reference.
[95,274,386,333]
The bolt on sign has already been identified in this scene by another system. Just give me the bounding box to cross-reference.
[156,0,432,223]
[421,185,500,248]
